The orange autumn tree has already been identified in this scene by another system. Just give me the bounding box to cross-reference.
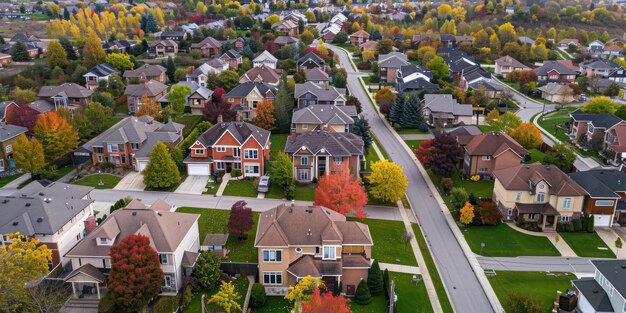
[509,123,543,149]
[302,287,351,313]
[136,94,161,119]
[252,99,276,130]
[33,111,79,162]
[314,164,368,218]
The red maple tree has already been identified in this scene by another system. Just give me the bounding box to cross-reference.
[204,86,236,123]
[227,200,253,240]
[302,287,351,313]
[304,46,324,59]
[108,234,164,312]
[415,139,435,166]
[314,165,368,218]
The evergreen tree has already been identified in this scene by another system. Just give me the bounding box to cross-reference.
[389,91,405,126]
[140,14,158,33]
[353,280,372,305]
[143,142,180,190]
[351,116,372,152]
[400,94,425,129]
[59,37,77,60]
[163,57,176,82]
[382,269,390,299]
[63,7,70,20]
[367,260,384,296]
[10,41,30,62]
[273,73,294,133]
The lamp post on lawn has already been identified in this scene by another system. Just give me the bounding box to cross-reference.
[480,242,486,256]
[98,170,104,186]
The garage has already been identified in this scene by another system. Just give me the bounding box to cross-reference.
[187,164,210,176]
[137,161,148,172]
[594,215,612,227]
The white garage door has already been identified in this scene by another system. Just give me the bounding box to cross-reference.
[137,161,148,172]
[594,215,612,227]
[188,164,210,176]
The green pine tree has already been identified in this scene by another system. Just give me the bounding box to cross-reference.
[351,116,372,152]
[383,269,390,299]
[273,74,294,133]
[59,37,77,60]
[400,94,425,129]
[367,260,384,296]
[11,41,30,62]
[165,57,176,82]
[143,142,180,190]
[353,280,372,305]
[389,91,405,126]
[141,14,158,33]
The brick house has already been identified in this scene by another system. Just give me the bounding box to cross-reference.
[569,109,625,149]
[148,39,178,57]
[123,64,167,83]
[348,30,369,46]
[533,61,578,83]
[219,49,243,70]
[37,83,93,110]
[462,131,529,177]
[184,118,271,177]
[254,204,372,295]
[124,80,168,115]
[0,124,27,172]
[225,82,277,121]
[378,52,409,83]
[190,37,222,58]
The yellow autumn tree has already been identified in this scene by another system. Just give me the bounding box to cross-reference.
[208,281,241,313]
[82,28,106,68]
[285,276,325,312]
[369,160,408,204]
[136,94,162,119]
[459,202,475,225]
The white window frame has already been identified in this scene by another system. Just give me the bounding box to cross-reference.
[560,216,570,222]
[216,162,224,170]
[233,147,241,157]
[216,146,226,152]
[299,170,308,181]
[162,275,172,288]
[263,272,283,285]
[234,162,241,170]
[537,192,545,202]
[507,208,513,216]
[301,157,308,166]
[302,123,308,129]
[160,254,168,265]
[334,157,342,165]
[322,246,336,260]
[195,149,204,155]
[482,155,491,160]
[515,192,521,202]
[563,198,571,209]
[244,165,260,174]
[478,167,488,173]
[244,149,258,159]
[262,250,282,262]
[5,144,12,154]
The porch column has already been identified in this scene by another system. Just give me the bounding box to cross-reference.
[96,284,100,300]
[72,282,77,299]
[542,215,547,230]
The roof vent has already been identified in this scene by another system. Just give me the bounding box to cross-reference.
[157,212,162,216]
[38,192,44,196]
[36,217,43,223]
[25,203,31,207]
[307,228,312,236]
[12,221,18,226]
[44,198,51,203]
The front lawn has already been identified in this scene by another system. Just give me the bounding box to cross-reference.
[187,274,249,313]
[295,183,316,201]
[391,272,433,313]
[487,271,576,312]
[527,148,546,164]
[174,114,203,136]
[427,170,494,199]
[463,223,560,257]
[364,143,380,171]
[270,133,289,158]
[222,179,258,198]
[350,293,387,313]
[537,111,571,142]
[203,180,219,195]
[0,173,23,188]
[72,174,121,189]
[347,217,418,266]
[175,207,259,263]
[559,232,616,258]
[42,164,75,181]
[404,140,425,151]
[253,296,292,312]
[371,132,390,160]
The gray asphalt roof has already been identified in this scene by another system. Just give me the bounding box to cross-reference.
[591,260,626,298]
[284,131,363,157]
[225,82,276,98]
[295,82,346,102]
[572,278,614,312]
[297,51,325,65]
[124,80,168,97]
[0,124,27,141]
[38,83,93,99]
[424,94,473,116]
[84,63,118,77]
[292,105,356,125]
[568,169,626,198]
[570,109,623,129]
[534,61,578,75]
[123,64,166,78]
[0,101,14,119]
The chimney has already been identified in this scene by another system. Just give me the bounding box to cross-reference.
[291,128,297,142]
[217,114,223,124]
[84,216,97,234]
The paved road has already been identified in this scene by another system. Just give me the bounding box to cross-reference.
[328,44,495,313]
[478,256,595,276]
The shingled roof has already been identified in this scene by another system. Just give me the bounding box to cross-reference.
[464,131,529,158]
[124,80,168,97]
[492,163,587,196]
[292,105,356,126]
[285,131,363,157]
[194,121,270,148]
[38,83,93,99]
[570,109,624,129]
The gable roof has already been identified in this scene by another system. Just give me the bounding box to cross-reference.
[590,260,626,297]
[292,105,356,126]
[495,55,528,69]
[349,29,369,39]
[359,40,378,51]
[225,82,277,98]
[492,163,587,196]
[195,121,270,148]
[424,94,472,116]
[581,58,620,70]
[124,80,168,97]
[221,49,242,59]
[537,83,574,95]
[190,36,222,49]
[149,39,177,48]
[38,83,93,99]
[285,131,363,157]
[0,124,27,141]
[297,51,325,66]
[570,109,624,129]
[253,50,278,64]
[378,52,409,68]
[274,36,299,45]
[464,131,529,157]
[295,82,346,101]
[305,67,330,81]
[569,169,626,198]
[123,64,166,78]
[534,61,578,76]
[240,65,281,85]
[84,63,118,77]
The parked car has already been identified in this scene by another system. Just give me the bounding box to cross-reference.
[580,94,590,102]
[257,176,271,192]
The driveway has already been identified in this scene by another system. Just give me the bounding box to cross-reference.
[113,172,145,191]
[175,176,209,194]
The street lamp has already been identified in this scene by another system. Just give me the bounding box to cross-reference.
[480,242,486,256]
[98,170,104,186]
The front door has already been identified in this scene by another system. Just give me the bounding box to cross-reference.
[346,284,355,296]
[318,157,326,178]
[226,163,232,173]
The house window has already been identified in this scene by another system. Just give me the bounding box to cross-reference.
[244,149,258,159]
[216,147,226,152]
[302,124,308,129]
[299,170,309,181]
[5,144,12,154]
[234,162,241,169]
[262,250,282,262]
[478,167,488,173]
[507,208,512,216]
[227,98,234,103]
[560,216,570,222]
[563,198,571,209]
[159,254,168,265]
[97,155,103,162]
[334,157,342,165]
[588,125,594,133]
[216,162,224,170]
[162,275,172,288]
[595,200,613,206]
[315,247,320,254]
[195,149,204,155]
[323,246,336,260]
[107,144,118,153]
[131,143,139,150]
[263,272,283,285]
[233,148,241,157]
[482,156,491,160]
[244,165,260,174]
[537,192,545,202]
[99,237,108,245]
[119,144,124,152]
[516,192,521,202]
[301,157,308,165]
[528,213,538,220]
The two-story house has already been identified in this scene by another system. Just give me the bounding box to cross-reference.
[149,39,178,57]
[294,82,347,108]
[239,65,281,86]
[102,40,137,53]
[73,116,184,171]
[291,105,357,133]
[0,124,27,172]
[219,49,242,70]
[272,20,298,36]
[569,109,625,147]
[37,83,93,110]
[349,30,369,46]
[186,59,229,86]
[253,50,278,69]
[184,119,271,177]
[297,52,326,71]
[462,131,529,177]
[184,82,214,115]
[396,65,439,93]
[423,94,474,127]
[492,163,587,229]
[572,260,626,313]
[494,55,530,76]
[285,130,364,183]
[580,59,621,78]
[604,124,626,165]
[82,63,118,90]
[587,40,606,55]
[254,204,372,295]
[64,199,200,297]
[305,68,330,86]
[124,80,168,115]
[608,66,626,84]
[378,52,410,83]
[123,64,167,83]
[157,31,187,43]
[569,169,626,227]
[274,36,299,50]
[359,40,378,53]
[225,82,277,121]
[533,61,578,83]
[190,36,222,58]
[1,181,94,267]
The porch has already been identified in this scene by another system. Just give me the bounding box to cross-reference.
[514,203,559,232]
[64,264,107,300]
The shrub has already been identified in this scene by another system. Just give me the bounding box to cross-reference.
[193,252,221,289]
[182,286,193,309]
[353,280,371,305]
[98,293,117,313]
[581,217,589,232]
[470,175,480,181]
[505,294,542,313]
[477,200,501,226]
[450,187,469,210]
[564,221,574,232]
[468,193,477,205]
[383,269,390,300]
[152,296,179,313]
[369,74,380,83]
[572,219,582,232]
[250,283,266,308]
[440,177,453,194]
[231,169,242,177]
[556,222,564,232]
[367,260,384,296]
[357,61,371,70]
[418,122,429,132]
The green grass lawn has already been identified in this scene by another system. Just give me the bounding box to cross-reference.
[295,183,316,201]
[371,132,390,160]
[396,128,430,135]
[350,293,387,313]
[41,164,75,181]
[364,143,381,171]
[113,104,128,115]
[503,81,521,92]
[478,125,497,132]
[347,217,417,266]
[362,76,372,85]
[559,232,616,258]
[17,178,32,189]
[175,207,259,263]
[428,170,494,199]
[412,224,453,313]
[527,148,546,164]
[270,133,289,158]
[463,223,560,257]
[404,140,425,151]
[537,111,571,142]
[391,272,434,313]
[0,173,24,188]
[487,271,576,312]
[72,174,121,189]
[366,189,398,207]
[222,179,258,198]
[187,275,250,313]
[203,180,219,195]
[174,115,203,136]
[253,296,292,312]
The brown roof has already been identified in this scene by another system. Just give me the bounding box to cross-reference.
[240,65,281,85]
[124,80,168,97]
[359,40,378,51]
[123,64,166,78]
[493,163,588,196]
[349,30,369,39]
[38,83,93,99]
[305,67,329,81]
[64,264,106,283]
[254,204,373,247]
[181,251,199,267]
[149,39,177,47]
[464,132,529,158]
[515,203,560,215]
[342,254,370,268]
[495,55,527,69]
[287,255,342,278]
[191,36,222,49]
[605,44,622,52]
[65,199,199,257]
[555,60,579,72]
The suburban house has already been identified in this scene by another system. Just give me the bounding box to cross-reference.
[492,163,587,229]
[191,36,222,58]
[4,101,53,134]
[580,59,621,77]
[272,20,298,36]
[185,63,215,88]
[83,63,118,90]
[73,115,184,171]
[285,131,364,182]
[537,83,575,103]
[558,38,580,48]
[349,30,369,46]
[469,80,505,99]
[239,65,282,86]
[274,36,299,49]
[182,82,213,115]
[359,40,378,52]
[396,65,438,93]
[608,67,626,84]
[444,52,492,89]
[534,61,578,83]
[204,58,230,76]
[462,131,529,177]
[305,68,330,86]
[494,55,530,76]
[571,260,626,313]
[37,83,94,110]
[569,169,626,227]
[569,109,625,147]
[447,125,483,148]
[603,44,622,57]
[605,124,626,165]
[225,82,278,121]
[253,50,278,69]
[297,52,326,71]
[0,181,94,268]
[123,64,167,83]
[201,233,229,258]
[64,199,200,297]
[0,101,16,123]
[124,80,168,115]
[291,105,357,133]
[320,23,341,42]
[0,124,27,172]
[157,31,187,43]
[148,39,178,57]
[378,52,409,83]
[295,82,347,108]
[184,119,270,177]
[219,49,243,70]
[254,204,372,295]
[102,40,137,53]
[423,94,474,127]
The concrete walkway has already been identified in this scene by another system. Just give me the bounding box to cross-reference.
[399,134,434,140]
[215,173,231,197]
[2,173,30,189]
[241,275,255,313]
[379,262,421,275]
[57,169,77,183]
[506,223,577,257]
[595,227,625,258]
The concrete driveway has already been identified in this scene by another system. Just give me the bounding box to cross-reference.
[175,175,209,194]
[113,172,145,191]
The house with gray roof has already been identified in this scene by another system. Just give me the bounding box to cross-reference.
[570,109,626,149]
[0,181,94,267]
[73,116,184,171]
[240,65,282,86]
[494,55,529,76]
[538,83,575,103]
[378,52,409,83]
[124,80,168,114]
[396,65,439,93]
[423,94,474,127]
[102,40,137,53]
[0,123,27,173]
[83,63,118,90]
[572,260,626,313]
[305,67,330,85]
[225,82,277,121]
[295,81,347,108]
[533,60,578,83]
[157,81,213,115]
[580,59,621,78]
[253,50,278,69]
[569,169,626,227]
[0,101,17,123]
[37,83,94,110]
[292,105,357,133]
[64,199,200,297]
[297,51,326,71]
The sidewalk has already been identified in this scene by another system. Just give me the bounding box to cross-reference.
[399,134,434,140]
[379,262,421,275]
[506,223,577,257]
[2,173,30,189]
[215,173,231,197]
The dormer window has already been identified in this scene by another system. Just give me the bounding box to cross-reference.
[98,237,108,245]
[195,149,204,155]
[322,246,336,260]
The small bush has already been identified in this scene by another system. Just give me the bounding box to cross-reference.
[182,286,193,309]
[556,222,564,232]
[353,280,371,305]
[152,296,179,313]
[572,219,582,232]
[470,175,480,181]
[369,74,380,83]
[231,169,242,177]
[440,177,453,194]
[477,200,501,226]
[581,217,589,232]
[98,293,116,313]
[357,61,371,70]
[418,122,429,132]
[564,221,574,232]
[250,283,266,308]
[587,215,595,232]
[367,260,384,295]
